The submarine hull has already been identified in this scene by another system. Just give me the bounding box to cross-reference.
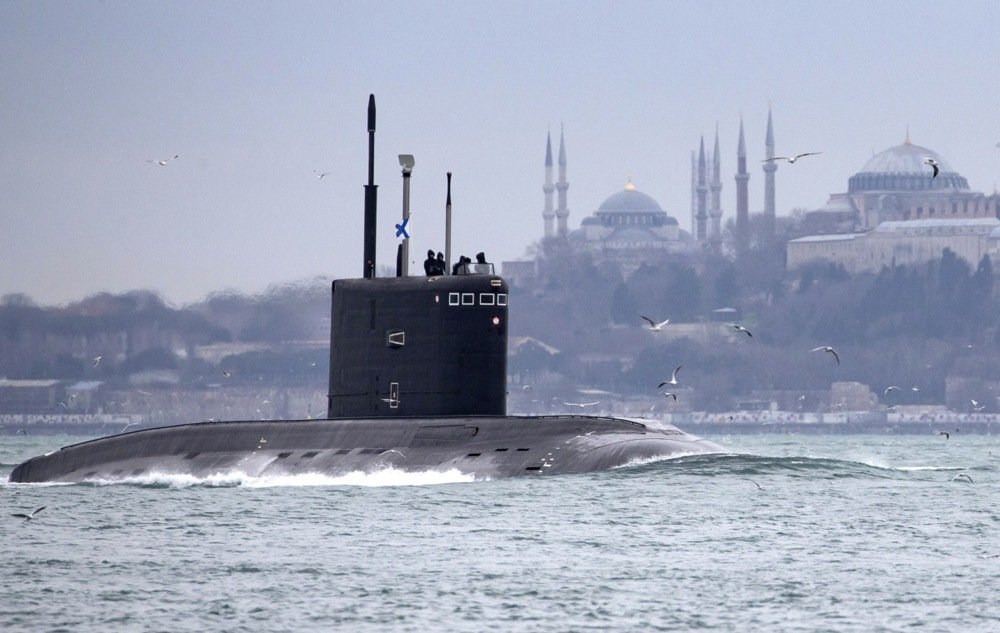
[8,416,722,483]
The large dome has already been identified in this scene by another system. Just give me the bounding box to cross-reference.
[598,187,663,214]
[860,141,953,174]
[848,140,968,193]
[594,181,678,225]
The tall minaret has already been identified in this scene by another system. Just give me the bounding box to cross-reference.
[690,151,697,235]
[709,125,723,240]
[542,132,555,238]
[555,126,570,237]
[735,116,750,250]
[696,136,708,241]
[762,106,777,237]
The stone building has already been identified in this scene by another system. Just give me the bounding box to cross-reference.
[787,135,1000,273]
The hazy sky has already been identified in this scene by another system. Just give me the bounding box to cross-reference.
[3,1,999,306]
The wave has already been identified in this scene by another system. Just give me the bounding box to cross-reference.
[614,452,986,480]
[3,466,478,489]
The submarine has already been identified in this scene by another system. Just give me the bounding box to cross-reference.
[8,95,722,484]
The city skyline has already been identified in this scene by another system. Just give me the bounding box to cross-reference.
[2,1,999,306]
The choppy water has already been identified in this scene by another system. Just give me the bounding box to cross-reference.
[2,432,998,632]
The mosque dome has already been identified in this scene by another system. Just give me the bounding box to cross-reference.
[848,138,969,193]
[594,180,678,226]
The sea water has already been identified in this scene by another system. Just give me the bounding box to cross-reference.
[2,432,998,632]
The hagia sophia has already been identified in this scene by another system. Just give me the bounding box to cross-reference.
[502,111,1000,282]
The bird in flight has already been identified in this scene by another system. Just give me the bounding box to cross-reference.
[811,346,840,365]
[662,392,677,401]
[728,323,752,337]
[148,154,179,166]
[12,506,46,521]
[222,369,232,378]
[92,355,102,367]
[563,401,600,408]
[923,157,940,178]
[313,170,330,179]
[938,430,950,439]
[763,152,821,164]
[641,315,670,331]
[971,399,986,412]
[658,365,683,388]
[884,386,900,397]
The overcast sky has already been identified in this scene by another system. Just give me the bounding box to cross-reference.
[2,1,998,306]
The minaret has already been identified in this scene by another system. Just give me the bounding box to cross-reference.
[709,125,723,240]
[762,106,777,237]
[735,116,750,251]
[696,136,708,241]
[555,126,570,238]
[690,151,697,235]
[542,132,555,238]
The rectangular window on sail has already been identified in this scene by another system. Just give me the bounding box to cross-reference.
[497,294,508,306]
[461,293,474,305]
[479,293,495,306]
[448,293,460,306]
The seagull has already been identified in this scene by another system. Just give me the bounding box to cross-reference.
[763,152,821,164]
[728,323,752,337]
[12,506,46,521]
[745,478,763,490]
[923,156,939,178]
[563,401,600,408]
[811,346,840,365]
[147,154,179,166]
[640,315,670,331]
[313,170,330,179]
[951,473,974,484]
[222,370,232,378]
[662,392,677,401]
[884,386,901,397]
[938,430,950,439]
[92,355,102,367]
[658,365,682,388]
[971,399,986,412]
[120,421,138,433]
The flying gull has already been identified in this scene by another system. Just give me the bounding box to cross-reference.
[93,355,102,367]
[884,385,900,397]
[11,506,46,521]
[811,346,840,365]
[658,365,683,388]
[923,157,940,178]
[762,152,821,164]
[728,323,752,337]
[148,154,179,166]
[563,401,600,408]
[662,392,677,401]
[313,170,330,179]
[640,315,670,331]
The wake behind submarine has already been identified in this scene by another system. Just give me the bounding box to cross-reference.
[8,95,722,484]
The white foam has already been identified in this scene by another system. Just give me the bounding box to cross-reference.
[91,466,477,488]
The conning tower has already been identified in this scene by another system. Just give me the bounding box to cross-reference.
[326,94,509,419]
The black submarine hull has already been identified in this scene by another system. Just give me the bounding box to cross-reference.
[8,416,722,483]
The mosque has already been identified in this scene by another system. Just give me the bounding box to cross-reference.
[501,112,1000,284]
[787,135,1000,274]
